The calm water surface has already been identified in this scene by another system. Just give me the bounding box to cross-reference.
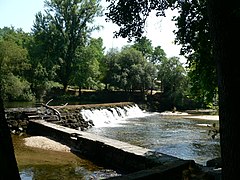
[13,135,120,180]
[87,114,220,166]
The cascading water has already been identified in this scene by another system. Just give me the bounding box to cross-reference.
[80,104,150,127]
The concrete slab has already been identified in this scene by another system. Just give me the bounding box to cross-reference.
[28,120,191,175]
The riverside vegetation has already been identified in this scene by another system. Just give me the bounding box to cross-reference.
[2,0,229,179]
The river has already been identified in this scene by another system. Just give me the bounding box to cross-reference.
[13,104,220,179]
[13,135,120,179]
[86,112,220,166]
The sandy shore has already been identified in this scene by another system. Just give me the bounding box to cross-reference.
[159,111,219,121]
[185,115,219,121]
[24,136,71,152]
[159,111,189,116]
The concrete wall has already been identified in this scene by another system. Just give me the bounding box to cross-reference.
[27,120,191,176]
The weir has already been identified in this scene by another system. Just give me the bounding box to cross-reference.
[26,103,193,179]
[80,104,149,127]
[27,120,191,178]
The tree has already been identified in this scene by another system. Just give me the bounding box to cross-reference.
[206,1,240,179]
[0,53,20,180]
[132,36,153,59]
[0,27,31,179]
[151,45,167,64]
[102,48,121,89]
[157,56,188,109]
[0,29,33,101]
[116,46,147,91]
[187,55,217,108]
[106,0,240,178]
[0,93,20,179]
[0,27,32,49]
[32,0,102,92]
[174,0,217,107]
[104,46,157,92]
[74,37,104,95]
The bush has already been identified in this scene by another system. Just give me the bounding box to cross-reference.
[2,74,34,101]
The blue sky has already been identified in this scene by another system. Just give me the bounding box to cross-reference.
[0,0,185,62]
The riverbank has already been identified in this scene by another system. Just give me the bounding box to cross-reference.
[24,136,71,152]
[185,115,219,121]
[13,135,99,167]
[12,135,108,179]
[159,110,219,121]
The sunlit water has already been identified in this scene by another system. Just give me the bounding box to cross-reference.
[16,104,220,179]
[20,166,120,180]
[13,135,120,180]
[87,113,220,166]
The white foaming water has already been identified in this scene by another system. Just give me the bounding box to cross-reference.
[80,104,151,127]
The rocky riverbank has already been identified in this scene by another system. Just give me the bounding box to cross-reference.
[5,108,36,134]
[4,107,95,134]
[5,102,135,134]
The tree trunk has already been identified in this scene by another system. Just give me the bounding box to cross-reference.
[0,91,20,179]
[63,83,68,93]
[207,1,240,179]
[78,86,82,97]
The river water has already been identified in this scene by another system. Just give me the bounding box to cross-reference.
[13,135,120,179]
[87,112,220,166]
[14,104,220,179]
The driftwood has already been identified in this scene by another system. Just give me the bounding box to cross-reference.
[41,99,63,121]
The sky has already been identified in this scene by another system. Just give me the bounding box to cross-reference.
[0,0,185,62]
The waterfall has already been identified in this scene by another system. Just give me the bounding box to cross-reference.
[80,104,147,127]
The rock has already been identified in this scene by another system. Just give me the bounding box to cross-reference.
[206,158,222,168]
[88,120,94,126]
[18,127,23,131]
[67,119,78,123]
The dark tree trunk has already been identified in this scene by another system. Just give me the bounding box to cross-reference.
[63,83,68,93]
[0,91,20,179]
[207,1,240,179]
[78,86,82,97]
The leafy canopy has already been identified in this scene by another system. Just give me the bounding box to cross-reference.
[0,27,33,101]
[106,0,217,106]
[32,0,102,90]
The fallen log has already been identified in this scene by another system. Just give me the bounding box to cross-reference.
[41,100,61,121]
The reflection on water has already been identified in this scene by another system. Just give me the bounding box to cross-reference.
[13,135,120,180]
[19,165,120,180]
[87,114,220,165]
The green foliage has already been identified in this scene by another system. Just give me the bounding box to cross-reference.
[1,74,34,101]
[101,48,121,88]
[74,37,104,91]
[132,36,153,59]
[106,0,218,107]
[0,0,216,108]
[0,27,32,48]
[151,46,167,64]
[0,28,33,101]
[157,56,189,107]
[174,0,217,106]
[30,63,56,100]
[32,0,102,90]
[0,39,30,76]
[106,0,175,40]
[104,46,157,92]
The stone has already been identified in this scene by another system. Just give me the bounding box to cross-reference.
[206,158,222,168]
